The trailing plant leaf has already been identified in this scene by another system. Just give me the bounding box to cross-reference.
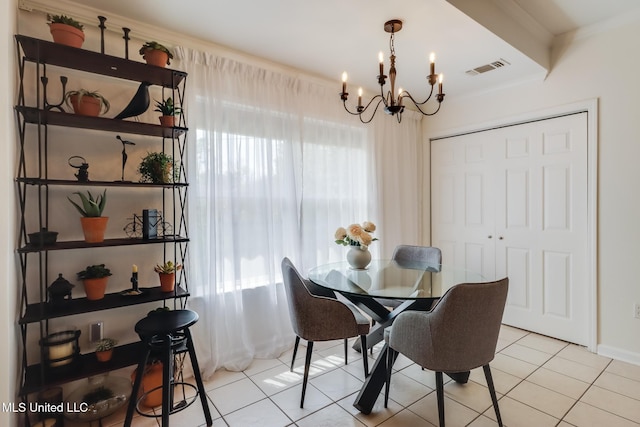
[138,152,177,183]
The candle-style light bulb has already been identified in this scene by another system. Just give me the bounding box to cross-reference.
[430,52,436,75]
[378,51,384,76]
[398,87,403,106]
[341,71,348,95]
[132,264,138,273]
[358,87,363,108]
[438,73,443,95]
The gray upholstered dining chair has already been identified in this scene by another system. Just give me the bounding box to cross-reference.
[281,257,371,407]
[289,272,352,374]
[373,245,442,320]
[384,278,509,427]
[392,244,442,269]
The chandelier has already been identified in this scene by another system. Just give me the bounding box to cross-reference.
[340,19,445,123]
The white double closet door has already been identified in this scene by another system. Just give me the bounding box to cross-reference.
[431,113,588,345]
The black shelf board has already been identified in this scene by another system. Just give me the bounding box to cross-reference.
[16,106,187,138]
[20,341,145,396]
[18,236,189,253]
[16,35,187,88]
[16,177,188,188]
[20,285,190,324]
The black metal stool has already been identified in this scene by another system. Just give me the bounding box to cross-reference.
[124,309,212,426]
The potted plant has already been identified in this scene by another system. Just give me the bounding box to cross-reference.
[68,189,108,243]
[65,89,110,117]
[95,338,117,362]
[47,14,84,48]
[154,261,182,292]
[154,97,182,127]
[139,41,173,67]
[138,152,176,184]
[77,264,112,300]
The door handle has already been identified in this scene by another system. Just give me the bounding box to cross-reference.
[499,236,504,240]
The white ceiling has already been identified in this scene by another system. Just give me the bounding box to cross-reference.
[68,0,640,101]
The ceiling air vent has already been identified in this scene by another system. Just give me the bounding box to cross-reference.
[465,58,510,76]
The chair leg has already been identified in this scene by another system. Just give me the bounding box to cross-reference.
[291,336,300,372]
[483,364,503,427]
[370,322,374,355]
[300,341,314,408]
[435,371,445,427]
[384,346,395,408]
[185,328,213,426]
[360,335,368,376]
[344,338,348,365]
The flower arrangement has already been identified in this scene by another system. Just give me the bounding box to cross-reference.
[335,221,378,249]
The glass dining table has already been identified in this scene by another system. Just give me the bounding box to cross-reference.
[308,259,488,414]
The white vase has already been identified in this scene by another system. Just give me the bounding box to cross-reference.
[347,245,371,269]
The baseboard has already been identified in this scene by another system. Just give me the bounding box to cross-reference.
[597,344,640,366]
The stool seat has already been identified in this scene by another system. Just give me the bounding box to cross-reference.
[135,309,199,336]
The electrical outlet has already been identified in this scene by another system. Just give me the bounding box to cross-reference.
[634,304,640,319]
[89,321,103,342]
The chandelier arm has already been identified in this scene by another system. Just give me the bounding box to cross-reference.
[343,95,386,121]
[401,91,443,116]
[362,94,385,113]
[407,85,435,106]
[343,100,363,116]
[358,98,385,124]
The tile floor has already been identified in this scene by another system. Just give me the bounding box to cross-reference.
[73,325,640,426]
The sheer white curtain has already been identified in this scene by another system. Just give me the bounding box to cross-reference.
[372,111,424,257]
[174,47,373,377]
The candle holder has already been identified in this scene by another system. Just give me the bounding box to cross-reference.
[131,271,138,292]
[40,329,81,370]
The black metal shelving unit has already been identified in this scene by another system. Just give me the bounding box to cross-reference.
[15,35,190,400]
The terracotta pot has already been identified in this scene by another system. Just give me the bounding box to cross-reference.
[83,277,108,301]
[80,217,108,243]
[142,49,169,67]
[131,361,164,408]
[159,272,175,292]
[69,94,101,117]
[49,23,85,48]
[159,115,175,127]
[96,349,113,362]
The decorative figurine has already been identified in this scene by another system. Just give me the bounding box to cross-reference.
[48,274,74,304]
[113,81,151,120]
[116,135,135,181]
[68,156,89,182]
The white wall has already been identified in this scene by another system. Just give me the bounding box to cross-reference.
[2,0,18,424]
[423,15,640,362]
